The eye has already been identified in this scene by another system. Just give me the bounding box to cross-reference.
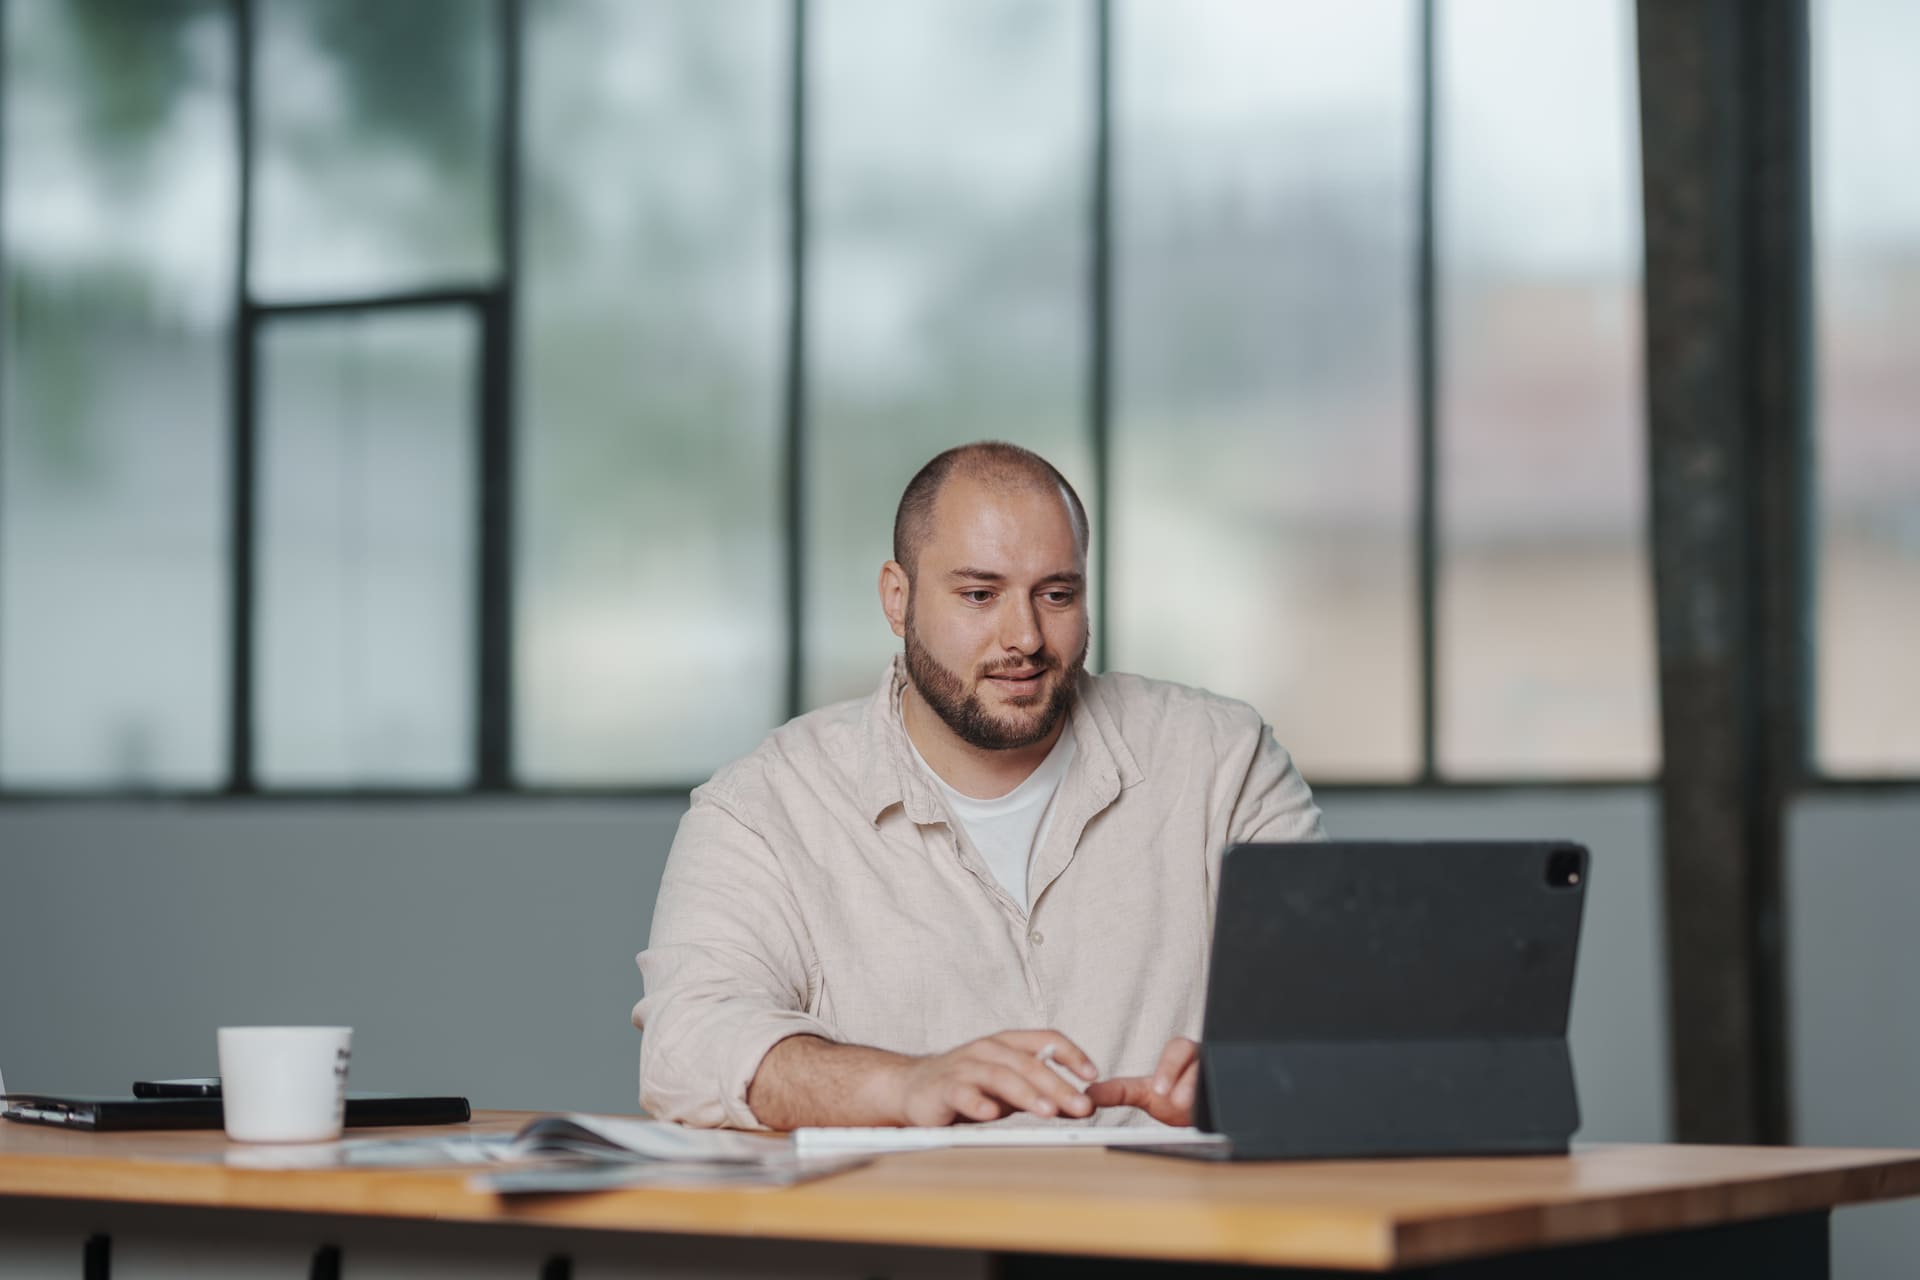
[961,589,995,605]
[1041,590,1077,606]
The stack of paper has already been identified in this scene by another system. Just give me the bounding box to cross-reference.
[478,1114,866,1193]
[225,1113,869,1192]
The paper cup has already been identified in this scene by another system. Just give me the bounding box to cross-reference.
[216,1026,352,1143]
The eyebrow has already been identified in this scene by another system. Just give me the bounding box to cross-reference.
[946,568,1085,588]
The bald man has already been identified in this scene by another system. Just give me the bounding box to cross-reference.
[634,442,1325,1130]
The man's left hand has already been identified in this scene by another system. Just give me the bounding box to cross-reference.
[1084,1036,1200,1126]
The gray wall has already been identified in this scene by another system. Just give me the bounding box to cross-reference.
[1323,789,1669,1144]
[57,786,1920,1263]
[23,789,1920,1271]
[1,773,1908,1276]
[0,801,683,1114]
[1788,793,1920,1280]
[0,789,1669,1142]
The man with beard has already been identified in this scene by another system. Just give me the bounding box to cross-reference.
[634,442,1324,1130]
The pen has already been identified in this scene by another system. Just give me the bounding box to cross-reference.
[1035,1043,1090,1093]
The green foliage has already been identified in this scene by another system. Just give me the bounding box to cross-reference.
[58,0,225,179]
[2,264,173,482]
[53,0,495,181]
[292,0,493,182]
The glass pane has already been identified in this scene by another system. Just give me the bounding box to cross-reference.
[1112,0,1420,779]
[804,0,1095,709]
[1435,0,1653,777]
[1813,0,1920,774]
[255,310,477,786]
[516,0,787,784]
[251,0,498,300]
[0,0,234,789]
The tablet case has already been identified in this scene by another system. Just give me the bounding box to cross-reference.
[1184,840,1588,1161]
[2,1093,470,1132]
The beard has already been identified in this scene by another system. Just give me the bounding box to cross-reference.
[903,598,1087,751]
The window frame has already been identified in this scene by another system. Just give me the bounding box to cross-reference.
[0,0,1698,800]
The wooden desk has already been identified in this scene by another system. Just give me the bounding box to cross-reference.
[3,1112,1919,1277]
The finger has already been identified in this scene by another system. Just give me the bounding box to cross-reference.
[995,1030,1099,1082]
[974,1062,1064,1118]
[904,1075,961,1126]
[1084,1076,1154,1111]
[948,1083,1005,1124]
[1152,1038,1199,1097]
[1171,1059,1200,1110]
[1142,1090,1189,1127]
[1137,1063,1201,1127]
[976,1041,1094,1117]
[993,1029,1099,1081]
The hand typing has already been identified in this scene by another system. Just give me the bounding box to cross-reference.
[1085,1036,1200,1127]
[889,1029,1098,1126]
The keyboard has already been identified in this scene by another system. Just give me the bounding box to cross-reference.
[793,1125,1224,1155]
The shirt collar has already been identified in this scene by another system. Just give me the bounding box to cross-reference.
[856,653,1141,828]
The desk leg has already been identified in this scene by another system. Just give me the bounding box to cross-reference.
[0,1198,991,1279]
[998,1211,1831,1279]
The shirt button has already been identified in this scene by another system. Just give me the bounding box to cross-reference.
[1029,930,1044,946]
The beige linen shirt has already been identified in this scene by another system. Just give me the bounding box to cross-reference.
[634,657,1326,1129]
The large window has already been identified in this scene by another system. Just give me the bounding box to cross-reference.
[516,0,787,783]
[1812,0,1920,776]
[1435,0,1650,777]
[805,0,1095,709]
[0,0,235,788]
[1113,0,1420,780]
[251,0,499,301]
[255,308,479,786]
[0,0,1656,794]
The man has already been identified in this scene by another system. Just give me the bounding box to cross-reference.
[635,442,1324,1130]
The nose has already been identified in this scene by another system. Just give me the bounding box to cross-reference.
[1000,593,1042,656]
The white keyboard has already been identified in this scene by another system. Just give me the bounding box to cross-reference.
[793,1125,1224,1154]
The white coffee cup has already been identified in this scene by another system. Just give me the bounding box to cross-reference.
[216,1026,352,1143]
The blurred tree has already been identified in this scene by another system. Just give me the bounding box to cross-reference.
[297,0,491,182]
[60,0,224,176]
[4,0,229,478]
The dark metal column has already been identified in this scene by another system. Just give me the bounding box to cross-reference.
[781,0,809,718]
[0,0,10,755]
[1089,0,1112,668]
[1636,0,1811,1144]
[229,0,258,792]
[1416,0,1440,783]
[476,0,522,789]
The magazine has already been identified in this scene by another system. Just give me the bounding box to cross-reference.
[224,1113,868,1191]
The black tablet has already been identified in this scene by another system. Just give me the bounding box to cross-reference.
[1147,839,1589,1162]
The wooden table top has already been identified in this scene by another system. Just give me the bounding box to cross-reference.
[4,1112,1920,1271]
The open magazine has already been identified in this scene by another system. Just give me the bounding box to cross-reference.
[223,1113,869,1192]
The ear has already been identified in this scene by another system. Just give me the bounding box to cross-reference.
[879,560,910,639]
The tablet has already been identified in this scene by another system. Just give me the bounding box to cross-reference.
[1161,840,1589,1161]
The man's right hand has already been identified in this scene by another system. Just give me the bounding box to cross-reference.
[887,1029,1099,1125]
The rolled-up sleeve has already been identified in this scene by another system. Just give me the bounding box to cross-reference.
[634,788,837,1128]
[1228,723,1327,845]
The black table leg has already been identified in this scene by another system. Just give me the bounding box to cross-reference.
[999,1211,1829,1279]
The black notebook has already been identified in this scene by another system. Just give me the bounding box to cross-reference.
[1,1093,470,1132]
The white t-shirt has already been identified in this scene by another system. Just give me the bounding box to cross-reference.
[909,722,1077,914]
